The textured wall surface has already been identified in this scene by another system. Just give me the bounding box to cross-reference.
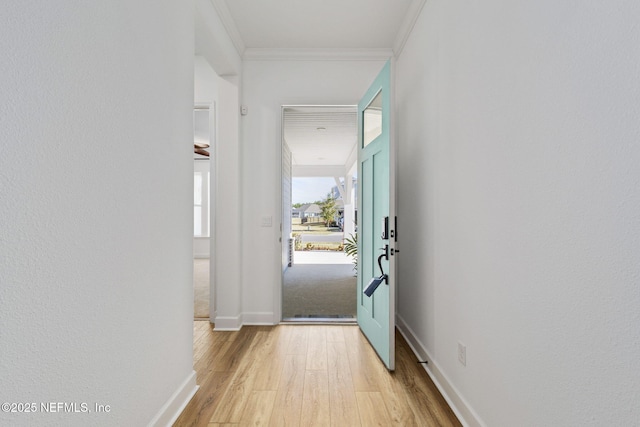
[395,0,640,425]
[0,1,195,425]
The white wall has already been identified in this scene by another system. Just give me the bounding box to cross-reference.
[395,1,640,426]
[0,2,195,426]
[213,74,242,328]
[241,58,387,323]
[193,4,243,330]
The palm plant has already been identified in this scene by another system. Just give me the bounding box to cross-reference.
[320,194,338,227]
[343,233,358,274]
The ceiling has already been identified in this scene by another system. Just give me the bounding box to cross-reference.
[212,0,420,176]
[217,0,415,51]
[283,106,357,176]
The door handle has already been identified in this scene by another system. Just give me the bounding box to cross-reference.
[379,244,389,260]
[364,246,389,297]
[376,250,388,283]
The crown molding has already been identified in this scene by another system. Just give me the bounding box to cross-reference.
[211,0,245,56]
[243,48,394,62]
[393,0,427,56]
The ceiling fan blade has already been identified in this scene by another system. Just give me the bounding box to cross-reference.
[194,142,210,149]
[194,147,210,157]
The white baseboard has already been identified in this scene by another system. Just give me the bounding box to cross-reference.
[213,314,243,331]
[396,315,485,427]
[212,312,276,331]
[193,253,210,259]
[242,312,277,325]
[148,370,198,427]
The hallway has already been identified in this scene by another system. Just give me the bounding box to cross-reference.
[174,322,460,426]
[5,1,638,425]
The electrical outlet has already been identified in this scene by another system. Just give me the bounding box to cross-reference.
[458,342,467,366]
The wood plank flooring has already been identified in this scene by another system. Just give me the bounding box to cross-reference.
[174,322,461,427]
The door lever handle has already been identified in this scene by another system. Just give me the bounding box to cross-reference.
[379,244,389,260]
[365,246,390,297]
[364,254,389,297]
[376,253,388,285]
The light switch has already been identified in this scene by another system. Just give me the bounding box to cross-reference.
[261,216,272,227]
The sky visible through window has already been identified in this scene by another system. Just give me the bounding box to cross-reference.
[292,177,336,204]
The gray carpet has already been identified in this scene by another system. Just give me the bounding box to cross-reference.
[282,263,357,319]
[194,258,209,318]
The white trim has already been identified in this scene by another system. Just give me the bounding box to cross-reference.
[334,177,346,200]
[211,0,245,56]
[214,314,243,331]
[393,0,427,57]
[244,48,393,62]
[388,58,397,370]
[214,313,276,329]
[344,142,358,176]
[147,370,198,427]
[194,102,216,324]
[277,106,286,324]
[243,312,278,325]
[396,315,486,427]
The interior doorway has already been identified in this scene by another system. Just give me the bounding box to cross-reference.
[281,106,358,322]
[193,106,213,320]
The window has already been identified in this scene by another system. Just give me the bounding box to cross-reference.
[363,89,383,147]
[194,165,210,237]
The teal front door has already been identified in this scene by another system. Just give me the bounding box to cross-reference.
[357,60,396,370]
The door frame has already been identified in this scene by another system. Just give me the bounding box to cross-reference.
[277,104,359,323]
[194,102,217,321]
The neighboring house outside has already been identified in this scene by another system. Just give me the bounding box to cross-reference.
[292,200,347,227]
[293,203,321,218]
[292,203,322,223]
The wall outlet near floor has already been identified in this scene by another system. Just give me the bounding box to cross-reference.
[458,342,467,366]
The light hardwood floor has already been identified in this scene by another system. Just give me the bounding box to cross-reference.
[174,322,461,427]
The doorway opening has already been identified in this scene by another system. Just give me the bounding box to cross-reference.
[193,106,213,320]
[281,105,358,322]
